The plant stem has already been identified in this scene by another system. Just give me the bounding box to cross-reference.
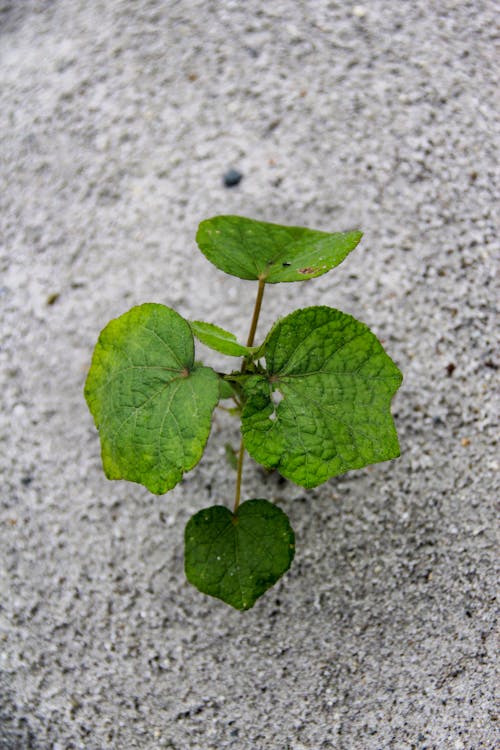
[245,277,266,349]
[233,277,266,514]
[233,440,245,514]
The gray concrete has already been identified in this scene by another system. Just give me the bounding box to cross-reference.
[1,1,498,748]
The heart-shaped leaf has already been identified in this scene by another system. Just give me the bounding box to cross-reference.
[184,499,295,610]
[190,320,256,357]
[241,306,403,488]
[84,303,220,494]
[196,215,362,283]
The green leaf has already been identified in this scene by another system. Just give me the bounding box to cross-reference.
[218,377,237,400]
[84,303,219,494]
[196,215,362,283]
[190,320,255,357]
[185,499,295,610]
[241,306,403,488]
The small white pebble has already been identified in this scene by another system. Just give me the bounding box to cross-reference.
[353,5,367,17]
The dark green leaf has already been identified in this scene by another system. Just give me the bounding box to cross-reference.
[190,320,255,357]
[84,303,219,494]
[185,499,295,610]
[196,215,362,283]
[241,306,402,488]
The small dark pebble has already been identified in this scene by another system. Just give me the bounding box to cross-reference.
[223,168,243,187]
[245,46,259,58]
[21,476,33,486]
[266,119,281,133]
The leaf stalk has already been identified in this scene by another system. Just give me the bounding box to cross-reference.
[246,277,266,350]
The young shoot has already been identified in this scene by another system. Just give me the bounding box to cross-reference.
[84,215,402,610]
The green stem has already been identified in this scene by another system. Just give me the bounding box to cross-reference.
[231,393,242,409]
[233,440,245,514]
[233,277,266,514]
[245,277,266,349]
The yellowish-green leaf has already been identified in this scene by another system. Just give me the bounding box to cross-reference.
[190,320,255,357]
[84,303,219,494]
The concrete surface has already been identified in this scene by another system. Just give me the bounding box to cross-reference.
[0,1,498,748]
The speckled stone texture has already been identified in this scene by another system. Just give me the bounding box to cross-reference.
[0,1,498,748]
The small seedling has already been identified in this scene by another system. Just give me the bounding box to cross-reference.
[84,215,402,610]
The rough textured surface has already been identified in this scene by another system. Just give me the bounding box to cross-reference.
[0,1,498,749]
